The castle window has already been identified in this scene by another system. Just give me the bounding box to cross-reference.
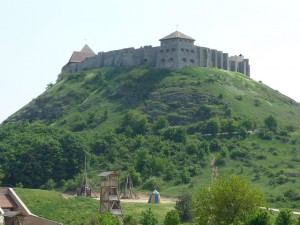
[172,48,175,52]
[169,58,173,62]
[166,49,170,52]
[181,48,184,52]
[190,59,194,64]
[182,58,187,62]
[186,49,189,53]
[161,59,165,63]
[144,59,148,63]
[160,49,163,53]
[191,50,194,54]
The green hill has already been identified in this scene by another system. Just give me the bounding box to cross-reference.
[2,65,300,213]
[6,66,300,130]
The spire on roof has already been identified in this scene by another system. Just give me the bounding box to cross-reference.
[159,31,195,41]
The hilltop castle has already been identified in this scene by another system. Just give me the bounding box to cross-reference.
[62,31,250,77]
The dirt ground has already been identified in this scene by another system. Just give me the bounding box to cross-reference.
[61,192,177,204]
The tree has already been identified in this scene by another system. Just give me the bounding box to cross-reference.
[204,118,221,135]
[164,210,180,225]
[140,208,158,225]
[175,190,193,222]
[275,209,296,225]
[193,175,266,225]
[264,115,278,132]
[245,209,273,225]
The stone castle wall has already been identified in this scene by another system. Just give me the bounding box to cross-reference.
[62,39,250,77]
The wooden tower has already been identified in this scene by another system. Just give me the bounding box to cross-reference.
[99,171,123,217]
[120,174,139,199]
[76,156,97,197]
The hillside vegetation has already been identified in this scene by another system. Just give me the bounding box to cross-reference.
[1,65,300,212]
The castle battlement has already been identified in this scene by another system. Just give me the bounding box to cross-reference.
[62,31,250,77]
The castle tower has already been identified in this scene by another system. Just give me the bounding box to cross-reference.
[62,44,96,71]
[99,171,123,217]
[157,31,195,70]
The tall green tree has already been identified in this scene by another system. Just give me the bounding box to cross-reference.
[193,175,266,225]
[175,190,193,222]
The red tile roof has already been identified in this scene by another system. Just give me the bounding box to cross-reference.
[67,44,96,64]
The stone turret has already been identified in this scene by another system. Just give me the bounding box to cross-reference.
[156,31,196,70]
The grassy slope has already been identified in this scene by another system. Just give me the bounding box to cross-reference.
[7,66,300,132]
[15,188,175,225]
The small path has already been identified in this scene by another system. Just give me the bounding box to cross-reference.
[260,207,300,215]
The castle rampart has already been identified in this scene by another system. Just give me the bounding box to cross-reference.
[62,31,250,77]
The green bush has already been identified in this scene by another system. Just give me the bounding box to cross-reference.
[163,210,180,225]
[140,208,158,225]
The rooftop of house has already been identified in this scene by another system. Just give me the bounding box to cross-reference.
[67,44,96,64]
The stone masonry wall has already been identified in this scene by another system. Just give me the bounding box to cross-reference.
[62,41,250,77]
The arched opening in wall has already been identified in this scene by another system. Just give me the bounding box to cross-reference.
[161,59,165,63]
[166,49,170,52]
[172,48,176,52]
[169,58,173,62]
[160,49,163,53]
[182,58,187,62]
[181,48,184,52]
[186,49,189,53]
[190,59,194,64]
[144,59,148,63]
[191,50,194,54]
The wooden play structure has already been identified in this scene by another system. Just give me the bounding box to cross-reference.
[99,171,123,217]
[120,174,139,199]
[76,156,97,197]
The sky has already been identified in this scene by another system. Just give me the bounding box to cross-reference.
[1,0,300,123]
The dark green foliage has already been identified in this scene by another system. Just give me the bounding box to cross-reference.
[264,115,278,132]
[0,164,4,183]
[142,176,164,191]
[163,210,180,225]
[204,118,221,135]
[175,190,193,222]
[245,209,273,225]
[163,126,187,143]
[275,209,296,225]
[140,208,158,225]
[0,122,88,188]
[123,214,138,225]
[152,116,169,131]
[121,110,149,136]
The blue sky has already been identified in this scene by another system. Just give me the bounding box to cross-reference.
[1,0,300,123]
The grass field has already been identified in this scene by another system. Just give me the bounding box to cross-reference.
[15,188,178,224]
